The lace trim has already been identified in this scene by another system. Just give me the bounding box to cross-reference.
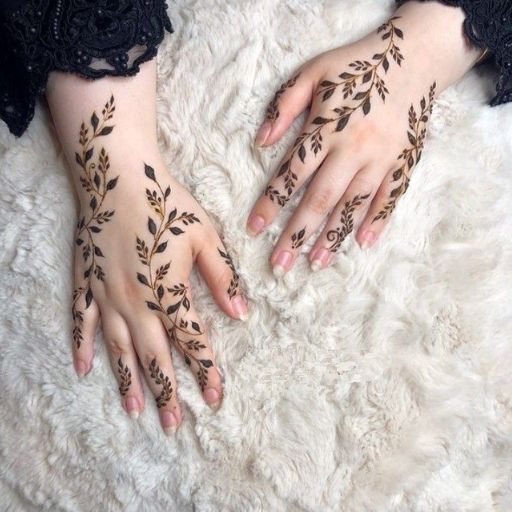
[1,0,173,137]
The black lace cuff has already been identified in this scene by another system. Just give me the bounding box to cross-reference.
[0,0,173,137]
[397,0,512,106]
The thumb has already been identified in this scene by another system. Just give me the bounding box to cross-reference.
[255,69,315,147]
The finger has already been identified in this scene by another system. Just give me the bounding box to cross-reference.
[71,264,99,377]
[158,282,224,411]
[101,307,145,420]
[356,164,409,249]
[255,69,315,147]
[127,314,182,435]
[310,166,384,269]
[248,117,332,236]
[269,151,362,276]
[196,232,248,322]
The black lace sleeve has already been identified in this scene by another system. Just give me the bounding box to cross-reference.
[397,0,512,107]
[0,0,173,137]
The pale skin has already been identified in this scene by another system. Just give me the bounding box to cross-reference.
[248,0,482,275]
[46,59,249,435]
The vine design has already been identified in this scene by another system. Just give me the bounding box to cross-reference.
[149,358,173,408]
[117,357,132,396]
[265,16,404,207]
[327,193,370,253]
[136,163,213,391]
[72,95,119,349]
[291,227,306,249]
[266,73,300,123]
[217,248,240,299]
[373,82,436,222]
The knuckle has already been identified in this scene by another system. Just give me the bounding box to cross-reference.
[106,337,129,358]
[348,175,376,196]
[304,188,332,215]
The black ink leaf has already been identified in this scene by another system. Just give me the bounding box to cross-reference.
[336,116,349,132]
[167,302,180,315]
[90,226,101,233]
[362,99,371,116]
[362,71,372,83]
[106,177,118,190]
[91,112,99,132]
[383,57,389,73]
[323,89,334,101]
[93,173,100,189]
[353,91,367,101]
[90,196,97,211]
[146,301,161,311]
[168,208,177,222]
[170,227,184,236]
[85,287,93,308]
[75,153,83,166]
[395,28,403,39]
[85,148,94,162]
[312,116,329,125]
[155,241,167,253]
[184,355,191,366]
[339,72,354,79]
[320,80,335,87]
[157,285,164,300]
[191,321,201,333]
[298,144,306,163]
[144,163,156,181]
[148,217,157,235]
[99,126,113,136]
[94,246,104,257]
[137,273,150,286]
[200,359,213,368]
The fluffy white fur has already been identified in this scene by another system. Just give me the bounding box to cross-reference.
[1,1,512,510]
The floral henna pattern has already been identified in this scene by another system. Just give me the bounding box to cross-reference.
[149,358,173,408]
[291,227,306,249]
[327,193,371,253]
[117,357,132,396]
[373,82,436,222]
[265,17,404,207]
[72,95,119,349]
[136,163,213,391]
[217,248,240,299]
[266,73,300,123]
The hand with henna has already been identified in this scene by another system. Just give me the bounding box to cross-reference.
[46,59,248,435]
[247,0,483,275]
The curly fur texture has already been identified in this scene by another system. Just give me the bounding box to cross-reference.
[1,1,512,510]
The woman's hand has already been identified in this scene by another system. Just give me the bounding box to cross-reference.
[247,0,482,275]
[46,61,248,435]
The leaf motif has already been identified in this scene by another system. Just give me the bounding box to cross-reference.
[312,116,330,125]
[94,246,104,257]
[144,163,156,181]
[362,71,372,84]
[85,287,93,308]
[167,302,180,315]
[106,177,118,190]
[85,148,94,162]
[335,116,349,132]
[298,144,306,163]
[191,321,201,333]
[91,112,99,132]
[137,273,150,286]
[320,80,335,87]
[157,285,164,300]
[146,301,161,311]
[170,227,184,236]
[90,196,97,211]
[322,89,334,101]
[362,99,371,116]
[155,241,167,253]
[75,153,83,166]
[148,217,157,235]
[383,57,389,73]
[339,72,354,79]
[200,359,213,368]
[99,126,113,136]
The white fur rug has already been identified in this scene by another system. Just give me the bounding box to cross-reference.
[1,1,512,510]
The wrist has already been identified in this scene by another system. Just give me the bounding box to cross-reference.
[393,0,482,92]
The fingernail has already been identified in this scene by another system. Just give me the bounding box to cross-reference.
[232,295,249,321]
[160,410,179,436]
[310,248,331,272]
[203,387,221,410]
[247,215,266,236]
[272,250,293,277]
[255,121,272,147]
[125,396,139,420]
[360,231,376,249]
[75,360,87,377]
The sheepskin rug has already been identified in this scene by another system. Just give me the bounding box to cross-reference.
[1,0,512,510]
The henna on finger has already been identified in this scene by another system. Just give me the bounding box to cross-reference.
[217,248,241,299]
[266,73,301,123]
[117,357,132,396]
[148,358,173,408]
[372,82,436,222]
[135,164,214,391]
[291,227,306,249]
[327,193,370,253]
[265,17,404,207]
[72,95,119,349]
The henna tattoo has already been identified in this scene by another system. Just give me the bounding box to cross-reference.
[326,193,371,253]
[149,358,173,408]
[265,17,404,207]
[266,73,300,123]
[136,164,213,391]
[373,82,436,222]
[117,357,132,396]
[217,248,240,299]
[291,227,306,249]
[72,95,119,349]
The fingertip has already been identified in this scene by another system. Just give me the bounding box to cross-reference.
[230,294,249,322]
[255,121,272,147]
[357,229,377,249]
[246,214,266,237]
